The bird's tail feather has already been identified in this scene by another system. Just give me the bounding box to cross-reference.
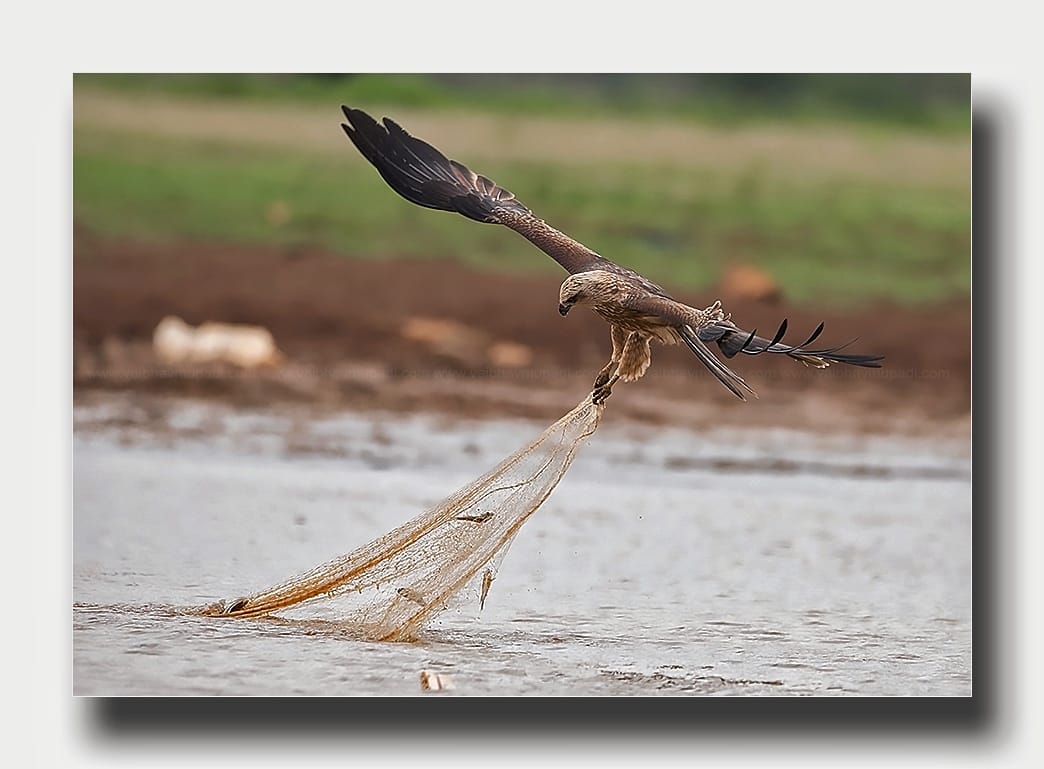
[705,319,884,369]
[341,106,529,224]
[679,326,757,401]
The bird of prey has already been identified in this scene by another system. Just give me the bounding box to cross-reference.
[340,106,882,403]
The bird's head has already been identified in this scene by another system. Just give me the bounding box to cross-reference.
[558,271,622,316]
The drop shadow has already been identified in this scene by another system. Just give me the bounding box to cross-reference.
[80,89,1004,747]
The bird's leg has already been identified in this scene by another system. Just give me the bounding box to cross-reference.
[594,325,628,391]
[591,374,620,405]
[592,359,617,390]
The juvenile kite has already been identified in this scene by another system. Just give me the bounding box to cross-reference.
[340,107,882,403]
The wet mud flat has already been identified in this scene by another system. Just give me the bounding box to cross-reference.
[73,394,970,696]
[74,230,971,435]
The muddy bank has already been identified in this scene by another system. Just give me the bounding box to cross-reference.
[73,229,969,437]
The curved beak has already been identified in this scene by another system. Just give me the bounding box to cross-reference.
[558,302,572,316]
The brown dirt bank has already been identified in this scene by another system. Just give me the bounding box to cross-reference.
[73,229,970,439]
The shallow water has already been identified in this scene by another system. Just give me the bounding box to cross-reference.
[73,396,971,696]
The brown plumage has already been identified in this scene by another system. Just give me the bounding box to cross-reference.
[340,106,883,403]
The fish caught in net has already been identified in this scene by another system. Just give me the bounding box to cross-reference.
[199,396,604,641]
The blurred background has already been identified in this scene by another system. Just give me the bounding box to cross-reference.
[72,73,970,432]
[73,74,973,697]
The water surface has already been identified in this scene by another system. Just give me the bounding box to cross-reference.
[73,396,971,696]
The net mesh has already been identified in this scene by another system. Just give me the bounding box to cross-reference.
[199,396,604,641]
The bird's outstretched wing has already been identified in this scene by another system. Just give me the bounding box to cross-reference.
[622,293,882,400]
[342,106,884,400]
[698,317,884,369]
[341,106,669,296]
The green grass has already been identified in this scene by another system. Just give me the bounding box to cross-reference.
[74,73,971,136]
[73,125,969,306]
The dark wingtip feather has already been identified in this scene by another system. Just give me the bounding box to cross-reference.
[767,318,789,348]
[822,351,885,367]
[714,319,882,369]
[806,321,826,345]
[339,105,528,223]
[738,327,758,354]
[788,321,825,351]
[340,105,377,133]
[773,321,826,355]
[795,333,884,368]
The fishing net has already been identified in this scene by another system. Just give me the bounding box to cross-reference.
[200,396,604,641]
